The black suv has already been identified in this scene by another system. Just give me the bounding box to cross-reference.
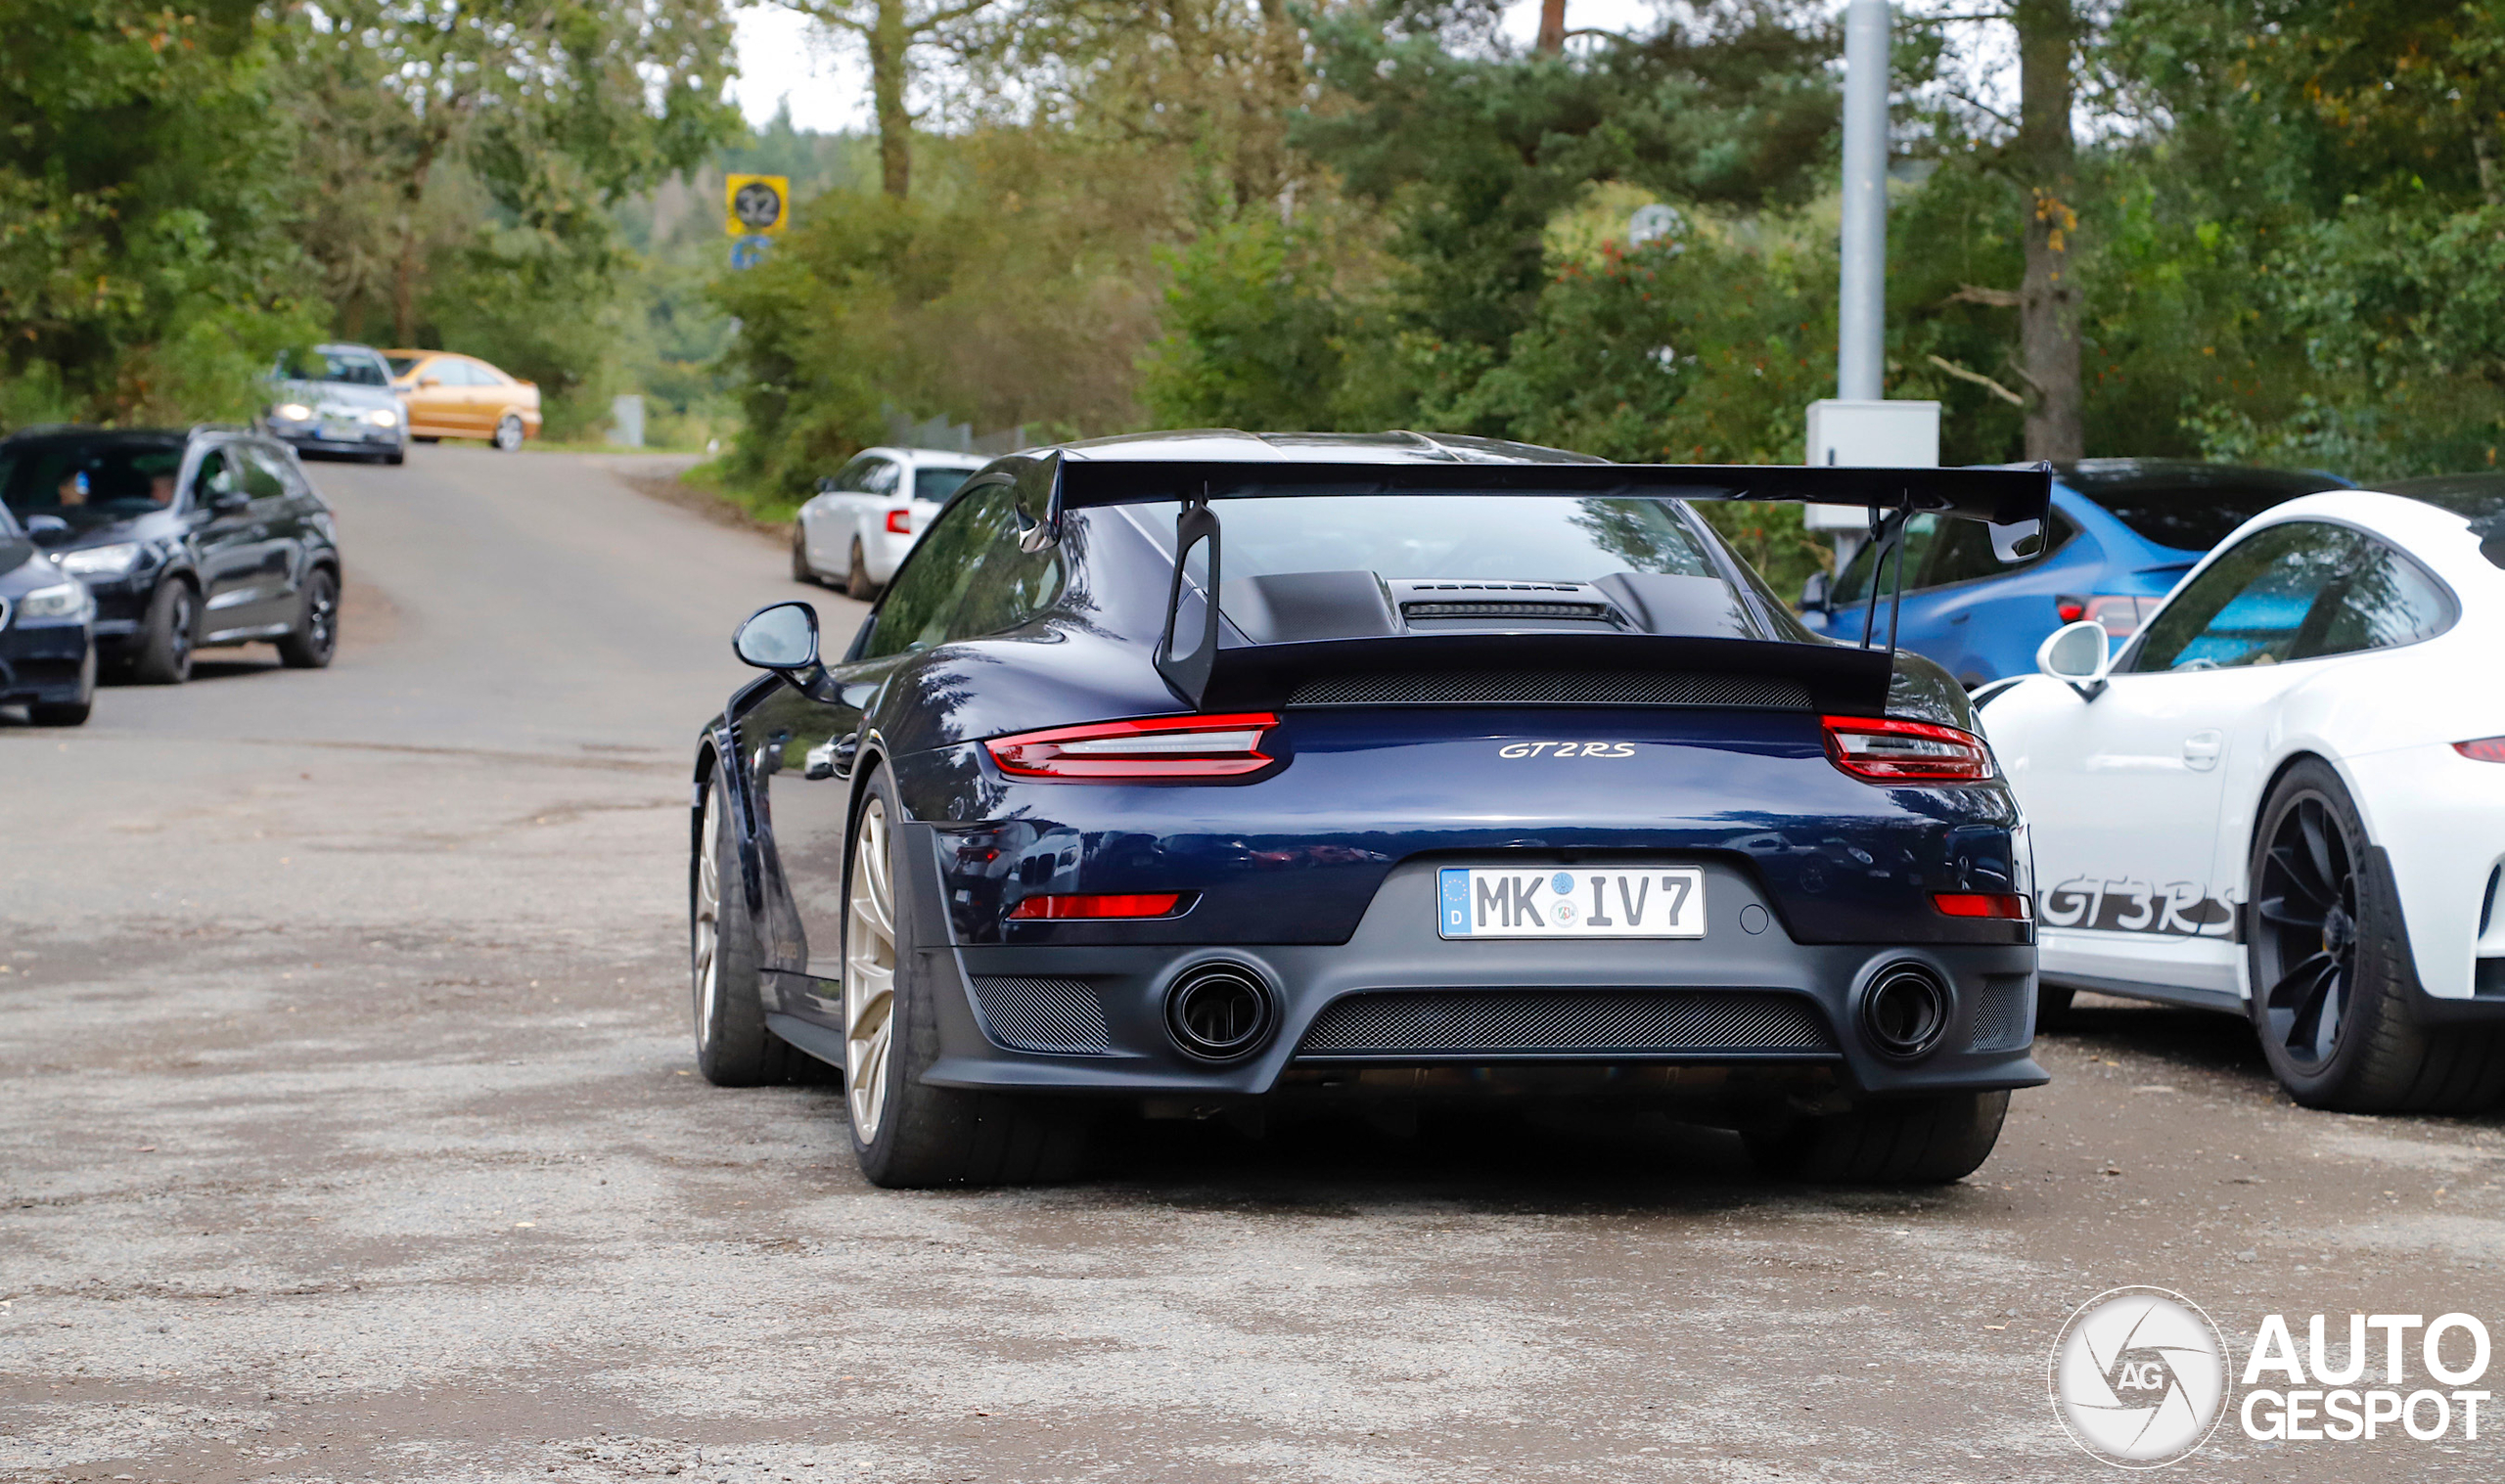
[0,426,342,683]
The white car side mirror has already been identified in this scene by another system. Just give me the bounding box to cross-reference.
[2036,618,2112,700]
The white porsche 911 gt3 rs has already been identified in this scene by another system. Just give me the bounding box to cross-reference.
[1980,479,2505,1111]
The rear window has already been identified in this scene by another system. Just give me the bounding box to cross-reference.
[0,437,187,528]
[386,355,420,379]
[1125,493,1720,584]
[2070,466,2346,553]
[916,467,978,505]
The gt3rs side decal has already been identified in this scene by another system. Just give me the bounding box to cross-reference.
[2040,875,2236,937]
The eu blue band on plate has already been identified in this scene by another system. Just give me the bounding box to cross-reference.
[1438,868,1473,937]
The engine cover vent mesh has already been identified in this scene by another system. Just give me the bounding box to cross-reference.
[1969,973,2032,1052]
[969,975,1113,1057]
[1297,990,1836,1057]
[1287,670,1812,709]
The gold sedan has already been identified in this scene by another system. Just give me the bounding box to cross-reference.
[384,350,544,452]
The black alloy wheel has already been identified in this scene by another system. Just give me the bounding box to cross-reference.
[2247,759,2505,1111]
[277,567,340,668]
[129,579,197,685]
[2254,787,2362,1072]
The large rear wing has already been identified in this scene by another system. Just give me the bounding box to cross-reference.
[965,455,2054,708]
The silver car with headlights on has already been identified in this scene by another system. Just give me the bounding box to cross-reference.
[263,343,408,465]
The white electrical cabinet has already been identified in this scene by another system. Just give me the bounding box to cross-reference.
[1801,399,1940,531]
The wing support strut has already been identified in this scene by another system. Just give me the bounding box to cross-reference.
[1155,487,1221,707]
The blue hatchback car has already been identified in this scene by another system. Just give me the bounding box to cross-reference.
[1800,460,2349,687]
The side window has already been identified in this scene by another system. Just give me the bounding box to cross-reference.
[2128,521,2361,673]
[2303,537,2453,658]
[830,455,874,493]
[239,447,288,501]
[860,459,901,498]
[858,486,1014,658]
[192,450,234,503]
[952,496,1064,638]
[1831,514,1940,606]
[1923,510,2073,589]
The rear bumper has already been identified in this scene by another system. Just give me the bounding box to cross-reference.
[771,847,2046,1102]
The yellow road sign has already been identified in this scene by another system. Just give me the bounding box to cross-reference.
[724,174,790,237]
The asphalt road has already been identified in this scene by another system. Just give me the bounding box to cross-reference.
[4,446,2502,1484]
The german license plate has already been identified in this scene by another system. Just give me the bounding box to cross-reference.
[1436,866,1705,940]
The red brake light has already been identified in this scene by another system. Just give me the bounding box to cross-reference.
[986,713,1280,781]
[1008,892,1183,920]
[2055,595,2153,636]
[1822,714,1995,782]
[1933,892,2032,920]
[2456,738,2505,764]
[886,509,912,534]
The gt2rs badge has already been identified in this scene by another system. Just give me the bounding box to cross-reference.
[1498,742,1637,758]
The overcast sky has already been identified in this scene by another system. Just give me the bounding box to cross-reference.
[729,2,1666,133]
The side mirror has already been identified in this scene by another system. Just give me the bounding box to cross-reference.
[23,514,70,545]
[734,601,820,671]
[2036,618,2112,699]
[1799,570,1830,612]
[815,476,839,495]
[1989,517,2045,563]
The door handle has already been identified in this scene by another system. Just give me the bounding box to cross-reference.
[1945,608,1971,625]
[2182,731,2223,772]
[805,732,859,781]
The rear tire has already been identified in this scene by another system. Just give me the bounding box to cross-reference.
[691,769,812,1087]
[844,538,877,601]
[791,524,816,584]
[128,579,197,685]
[1745,1091,2009,1184]
[275,567,339,669]
[493,414,525,452]
[844,765,1090,1187]
[2248,759,2505,1111]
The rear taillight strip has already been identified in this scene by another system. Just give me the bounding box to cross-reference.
[1822,714,1995,783]
[2456,737,2505,764]
[986,712,1281,781]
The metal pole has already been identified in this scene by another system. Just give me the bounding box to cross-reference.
[1838,0,1890,401]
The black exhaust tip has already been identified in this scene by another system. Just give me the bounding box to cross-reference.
[1165,962,1276,1061]
[1861,962,1951,1060]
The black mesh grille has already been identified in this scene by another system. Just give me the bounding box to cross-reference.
[1969,974,2031,1051]
[1297,990,1835,1057]
[970,975,1113,1056]
[1287,670,1812,708]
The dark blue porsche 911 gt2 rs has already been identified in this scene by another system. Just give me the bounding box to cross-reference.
[690,431,2054,1188]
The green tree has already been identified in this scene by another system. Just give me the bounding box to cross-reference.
[0,1,316,426]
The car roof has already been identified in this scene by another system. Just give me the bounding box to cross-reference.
[1056,428,1609,467]
[2198,488,2504,588]
[858,446,987,467]
[2050,458,2349,499]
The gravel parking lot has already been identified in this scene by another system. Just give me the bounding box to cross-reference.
[5,448,2501,1483]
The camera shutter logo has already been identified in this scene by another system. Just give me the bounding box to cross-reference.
[2050,1287,2230,1467]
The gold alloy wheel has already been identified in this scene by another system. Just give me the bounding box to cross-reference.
[692,788,722,1050]
[844,795,898,1140]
